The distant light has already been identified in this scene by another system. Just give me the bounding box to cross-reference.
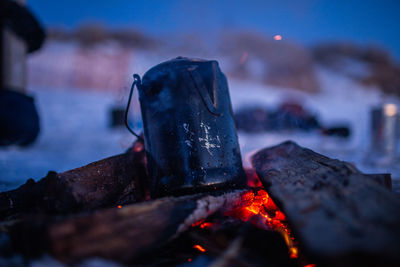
[384,103,398,117]
[273,35,282,41]
[117,205,122,209]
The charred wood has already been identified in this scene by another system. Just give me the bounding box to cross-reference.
[252,141,400,267]
[0,139,147,220]
[365,173,392,189]
[8,190,246,264]
[145,218,296,267]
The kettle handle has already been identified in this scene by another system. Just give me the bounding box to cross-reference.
[125,74,144,142]
[188,67,223,116]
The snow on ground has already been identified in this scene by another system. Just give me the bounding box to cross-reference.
[1,51,399,192]
[231,67,381,160]
[232,67,400,181]
[0,88,135,191]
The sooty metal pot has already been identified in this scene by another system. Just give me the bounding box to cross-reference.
[128,57,245,197]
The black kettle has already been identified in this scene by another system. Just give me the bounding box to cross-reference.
[126,57,246,197]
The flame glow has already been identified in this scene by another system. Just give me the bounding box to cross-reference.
[245,168,263,187]
[193,244,206,252]
[199,222,213,229]
[191,219,205,227]
[191,220,214,229]
[189,170,310,263]
[133,141,144,152]
[226,188,299,259]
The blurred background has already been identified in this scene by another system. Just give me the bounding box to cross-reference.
[1,0,400,191]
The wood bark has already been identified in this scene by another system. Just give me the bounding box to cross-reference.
[8,190,246,264]
[0,139,147,219]
[251,141,400,267]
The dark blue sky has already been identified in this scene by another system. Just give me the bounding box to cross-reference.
[28,0,400,60]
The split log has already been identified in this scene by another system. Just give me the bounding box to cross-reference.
[8,190,246,264]
[252,141,400,267]
[0,139,147,219]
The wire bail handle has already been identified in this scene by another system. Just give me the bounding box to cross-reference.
[125,74,144,142]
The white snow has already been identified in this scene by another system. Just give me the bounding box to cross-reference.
[0,88,136,191]
[233,67,400,179]
[1,44,399,193]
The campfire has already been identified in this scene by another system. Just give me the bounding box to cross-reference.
[225,188,299,259]
[1,57,399,267]
[1,139,399,266]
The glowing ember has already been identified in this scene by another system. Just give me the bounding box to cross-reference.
[193,244,206,252]
[275,211,286,221]
[289,247,298,258]
[191,219,205,227]
[245,168,263,188]
[191,220,215,230]
[199,222,213,229]
[189,170,310,263]
[226,188,299,259]
[117,205,122,209]
[274,34,282,41]
[133,142,144,152]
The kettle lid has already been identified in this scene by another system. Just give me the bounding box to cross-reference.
[142,57,218,83]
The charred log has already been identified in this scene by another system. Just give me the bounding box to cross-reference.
[8,190,247,264]
[139,217,296,267]
[0,139,147,219]
[251,141,400,267]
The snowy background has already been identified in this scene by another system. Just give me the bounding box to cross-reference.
[1,39,400,193]
[2,0,400,193]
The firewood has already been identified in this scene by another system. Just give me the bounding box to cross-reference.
[365,173,392,189]
[151,219,296,267]
[251,141,400,267]
[8,190,246,263]
[0,139,147,219]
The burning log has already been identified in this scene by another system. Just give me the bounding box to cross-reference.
[0,139,147,219]
[251,141,400,267]
[8,190,247,264]
[2,137,398,266]
[158,219,296,267]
